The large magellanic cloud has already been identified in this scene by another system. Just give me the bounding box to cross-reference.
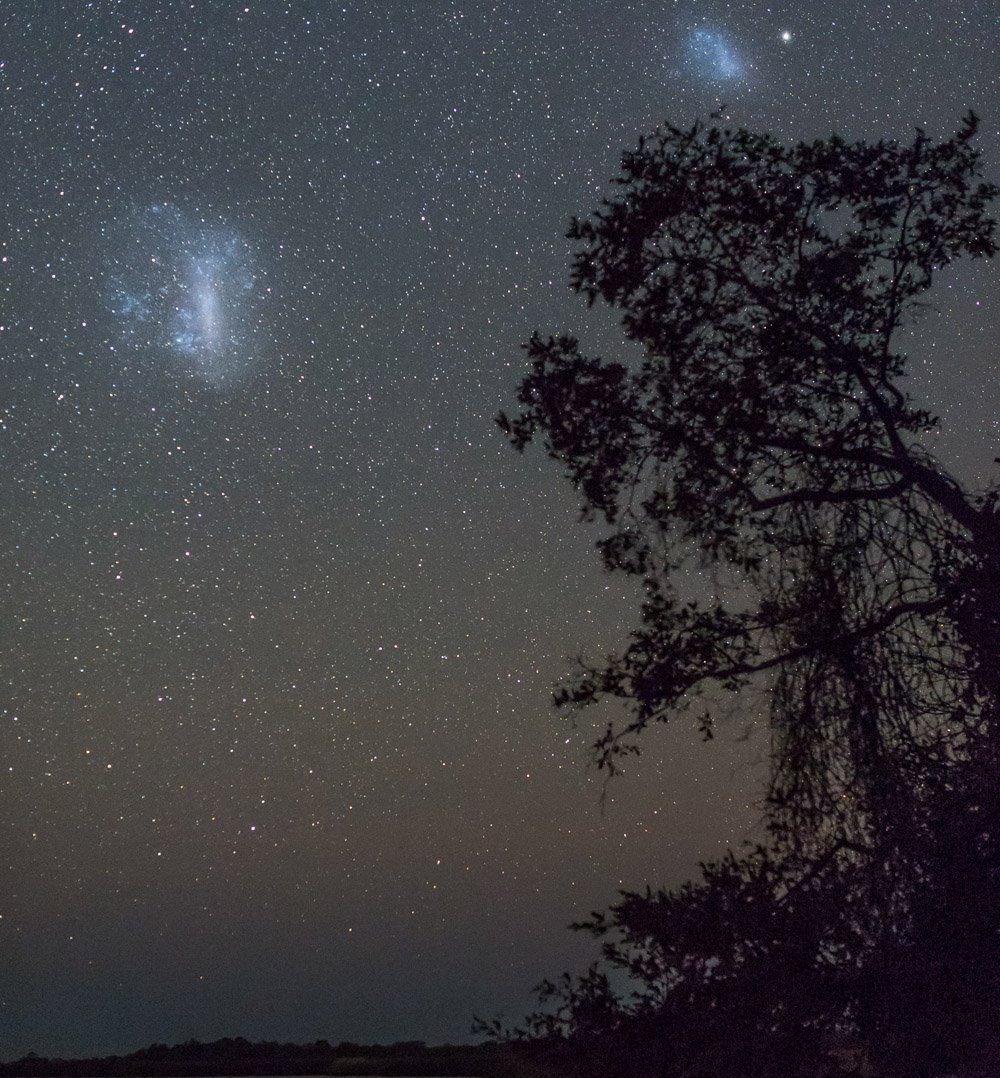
[106,204,262,387]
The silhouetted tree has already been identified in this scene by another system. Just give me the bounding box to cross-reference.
[499,114,1000,1075]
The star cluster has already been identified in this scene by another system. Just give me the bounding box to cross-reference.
[0,0,996,1060]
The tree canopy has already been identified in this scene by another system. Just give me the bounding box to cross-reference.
[498,114,1000,1076]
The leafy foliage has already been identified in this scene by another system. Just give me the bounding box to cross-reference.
[499,115,1000,1075]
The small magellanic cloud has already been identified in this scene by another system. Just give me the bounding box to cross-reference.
[686,27,745,82]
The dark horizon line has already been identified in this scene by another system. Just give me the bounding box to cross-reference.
[0,1035,522,1078]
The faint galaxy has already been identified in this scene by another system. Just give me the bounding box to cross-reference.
[105,204,262,387]
[0,0,996,1060]
[685,27,745,81]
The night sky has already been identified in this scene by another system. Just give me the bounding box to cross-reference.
[2,0,997,1059]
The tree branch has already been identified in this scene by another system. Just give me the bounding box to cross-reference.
[747,476,912,511]
[705,594,949,684]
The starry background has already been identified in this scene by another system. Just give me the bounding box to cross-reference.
[1,0,997,1060]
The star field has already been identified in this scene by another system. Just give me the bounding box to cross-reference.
[1,0,997,1059]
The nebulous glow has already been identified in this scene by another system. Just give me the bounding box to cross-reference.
[686,28,744,81]
[106,204,260,387]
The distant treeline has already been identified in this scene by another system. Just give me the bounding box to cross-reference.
[0,1037,528,1077]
